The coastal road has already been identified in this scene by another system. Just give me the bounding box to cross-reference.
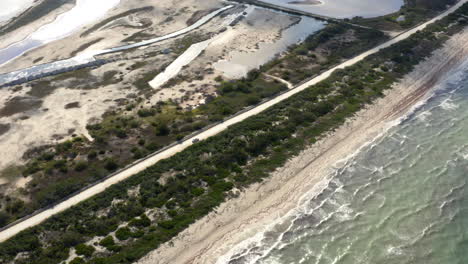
[0,0,466,243]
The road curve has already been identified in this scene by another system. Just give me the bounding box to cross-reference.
[0,0,466,243]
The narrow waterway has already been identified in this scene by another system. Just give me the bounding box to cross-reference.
[258,0,404,18]
[218,58,468,264]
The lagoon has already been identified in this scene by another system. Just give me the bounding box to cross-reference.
[259,0,404,18]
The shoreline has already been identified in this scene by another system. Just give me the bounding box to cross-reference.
[0,0,224,74]
[137,27,468,264]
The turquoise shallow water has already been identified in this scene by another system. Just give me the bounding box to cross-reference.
[219,60,468,264]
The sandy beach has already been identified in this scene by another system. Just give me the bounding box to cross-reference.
[137,27,468,264]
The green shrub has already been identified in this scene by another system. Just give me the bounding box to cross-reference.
[88,151,98,159]
[155,123,170,136]
[99,236,121,251]
[114,128,127,138]
[99,236,115,248]
[62,232,85,247]
[41,152,55,161]
[0,211,11,227]
[191,187,204,196]
[129,214,151,228]
[75,162,88,172]
[137,108,155,117]
[104,159,119,172]
[70,257,85,264]
[145,142,161,151]
[115,227,132,241]
[75,244,95,257]
[158,220,176,230]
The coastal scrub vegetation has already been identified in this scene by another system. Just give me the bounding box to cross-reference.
[0,23,388,228]
[264,23,386,84]
[0,3,466,263]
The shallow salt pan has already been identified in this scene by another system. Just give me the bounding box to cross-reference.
[149,39,213,89]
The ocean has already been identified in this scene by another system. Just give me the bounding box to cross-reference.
[218,59,468,263]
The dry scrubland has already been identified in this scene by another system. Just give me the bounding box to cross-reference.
[0,1,325,226]
[0,1,390,230]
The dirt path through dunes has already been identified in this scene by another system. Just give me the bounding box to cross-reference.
[0,0,465,244]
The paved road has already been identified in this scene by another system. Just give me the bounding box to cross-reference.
[0,0,466,243]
